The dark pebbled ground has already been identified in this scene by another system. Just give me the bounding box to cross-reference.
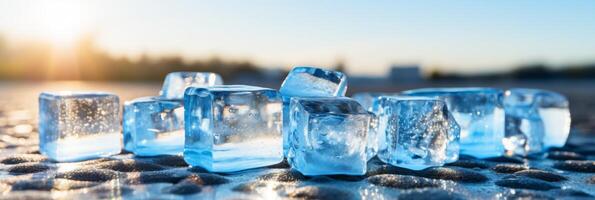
[0,89,594,199]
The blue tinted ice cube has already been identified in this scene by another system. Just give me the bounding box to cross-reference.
[123,96,184,156]
[160,72,223,99]
[184,85,283,172]
[288,97,373,176]
[39,92,121,162]
[402,88,505,158]
[537,91,571,148]
[352,92,398,113]
[376,96,460,170]
[503,88,571,154]
[280,66,348,156]
[352,92,400,160]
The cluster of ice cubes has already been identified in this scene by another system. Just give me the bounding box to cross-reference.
[123,72,223,157]
[38,66,571,175]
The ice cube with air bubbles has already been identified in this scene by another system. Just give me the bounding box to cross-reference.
[279,66,348,156]
[183,85,283,172]
[376,96,460,170]
[402,88,505,159]
[503,88,571,155]
[288,97,373,176]
[160,72,223,100]
[39,92,122,162]
[352,92,400,160]
[123,96,184,156]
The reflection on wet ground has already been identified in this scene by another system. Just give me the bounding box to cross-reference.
[0,81,593,199]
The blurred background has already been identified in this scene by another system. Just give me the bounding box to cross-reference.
[0,0,593,133]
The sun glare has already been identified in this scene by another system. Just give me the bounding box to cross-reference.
[37,1,84,48]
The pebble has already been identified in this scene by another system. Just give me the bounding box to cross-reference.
[445,159,491,169]
[398,189,466,200]
[187,167,209,173]
[495,176,560,191]
[587,176,595,184]
[553,160,595,173]
[416,167,488,183]
[326,175,366,182]
[7,163,50,175]
[492,164,529,173]
[149,155,188,168]
[0,154,47,164]
[93,159,165,172]
[258,169,307,182]
[366,164,488,183]
[513,169,567,182]
[56,168,119,182]
[547,151,586,161]
[11,179,99,191]
[367,174,442,189]
[484,156,525,164]
[266,159,290,169]
[164,182,202,195]
[286,186,355,200]
[126,170,191,184]
[164,174,229,195]
[551,188,593,197]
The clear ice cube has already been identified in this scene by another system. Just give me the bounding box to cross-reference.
[288,97,373,176]
[503,88,571,155]
[184,85,283,172]
[280,66,348,156]
[123,96,184,156]
[160,72,223,99]
[403,88,505,158]
[39,92,121,162]
[376,96,460,170]
[352,93,401,160]
[352,92,398,113]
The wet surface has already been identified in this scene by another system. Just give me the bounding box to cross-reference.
[0,82,593,199]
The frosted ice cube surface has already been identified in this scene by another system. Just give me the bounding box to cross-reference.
[376,96,460,170]
[123,96,184,156]
[39,92,121,162]
[184,85,283,172]
[288,97,373,175]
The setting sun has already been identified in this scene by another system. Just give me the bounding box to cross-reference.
[36,1,83,47]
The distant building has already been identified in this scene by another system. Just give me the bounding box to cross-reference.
[388,65,423,83]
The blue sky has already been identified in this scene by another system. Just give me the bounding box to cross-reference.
[0,0,594,75]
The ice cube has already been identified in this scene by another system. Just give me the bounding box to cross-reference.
[160,72,223,99]
[352,92,398,113]
[352,93,401,160]
[184,85,283,172]
[280,66,347,156]
[503,88,571,155]
[39,92,121,162]
[376,96,460,170]
[402,88,505,158]
[123,96,185,156]
[288,97,373,175]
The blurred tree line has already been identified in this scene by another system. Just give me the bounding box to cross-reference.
[1,34,595,82]
[0,35,285,82]
[429,62,595,80]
